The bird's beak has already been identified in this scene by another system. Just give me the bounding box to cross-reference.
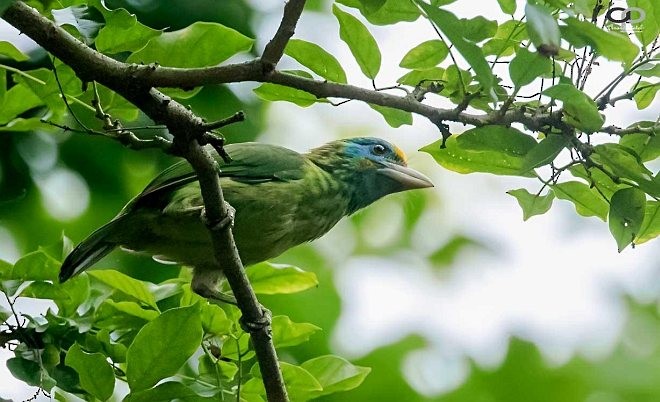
[377,161,434,190]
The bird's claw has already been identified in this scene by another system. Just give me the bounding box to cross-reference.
[201,202,236,231]
[239,305,272,333]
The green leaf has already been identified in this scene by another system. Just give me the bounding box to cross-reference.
[0,83,43,125]
[200,303,231,335]
[421,126,537,177]
[198,354,238,381]
[569,164,624,198]
[333,4,381,79]
[636,63,660,78]
[561,17,639,64]
[509,47,553,88]
[497,0,516,15]
[65,343,115,401]
[20,281,70,300]
[125,381,216,402]
[11,249,59,281]
[52,5,105,45]
[336,0,420,25]
[459,16,498,43]
[272,315,321,348]
[0,1,16,15]
[127,22,253,68]
[0,41,28,61]
[416,1,495,94]
[369,104,413,128]
[246,262,318,295]
[522,134,569,171]
[628,0,659,46]
[100,300,159,321]
[592,143,658,197]
[253,73,320,107]
[94,4,161,53]
[483,20,527,56]
[89,270,158,309]
[525,3,560,51]
[397,67,445,86]
[284,39,347,83]
[608,188,647,251]
[543,83,604,133]
[636,201,660,244]
[301,355,371,397]
[507,189,555,221]
[619,130,660,162]
[552,181,609,221]
[126,304,203,391]
[429,235,484,267]
[6,357,56,390]
[246,362,323,400]
[358,0,386,13]
[633,81,659,109]
[399,40,448,69]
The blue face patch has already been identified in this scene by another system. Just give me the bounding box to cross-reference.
[343,138,408,166]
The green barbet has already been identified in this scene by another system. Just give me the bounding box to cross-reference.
[60,137,433,301]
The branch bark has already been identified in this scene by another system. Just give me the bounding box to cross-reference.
[2,2,289,401]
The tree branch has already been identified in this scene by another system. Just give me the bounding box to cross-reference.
[2,2,288,401]
[261,0,307,69]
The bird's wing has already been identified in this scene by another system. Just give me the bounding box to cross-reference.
[124,142,307,211]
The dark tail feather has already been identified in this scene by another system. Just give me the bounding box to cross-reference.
[59,221,118,283]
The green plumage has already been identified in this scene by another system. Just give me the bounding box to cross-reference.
[60,138,433,283]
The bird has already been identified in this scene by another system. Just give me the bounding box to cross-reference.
[59,137,433,303]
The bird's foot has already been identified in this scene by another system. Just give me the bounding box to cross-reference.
[201,202,236,231]
[239,305,272,333]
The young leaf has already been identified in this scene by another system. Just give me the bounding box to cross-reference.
[125,381,216,402]
[569,164,623,198]
[421,126,537,177]
[552,181,609,221]
[608,187,646,251]
[127,22,253,68]
[246,262,318,294]
[459,16,497,43]
[333,5,381,79]
[619,130,660,162]
[0,41,28,61]
[497,0,517,15]
[10,249,59,281]
[633,81,659,110]
[301,355,371,397]
[369,104,413,127]
[246,361,323,401]
[253,83,319,107]
[525,3,560,53]
[522,134,569,171]
[397,67,445,86]
[399,40,449,69]
[336,0,420,25]
[65,343,115,401]
[509,47,553,89]
[543,83,604,133]
[52,5,105,45]
[416,1,495,94]
[272,315,322,348]
[94,6,161,53]
[285,39,347,83]
[636,201,660,244]
[507,189,555,221]
[592,143,658,197]
[561,17,639,64]
[126,304,203,391]
[89,270,158,309]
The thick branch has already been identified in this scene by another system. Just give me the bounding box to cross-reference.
[2,2,287,401]
[261,0,307,68]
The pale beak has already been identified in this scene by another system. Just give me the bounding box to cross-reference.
[377,161,434,189]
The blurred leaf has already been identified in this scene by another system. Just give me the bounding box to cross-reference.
[200,303,231,335]
[525,3,560,51]
[302,355,371,397]
[369,104,413,128]
[65,343,115,401]
[483,20,527,56]
[421,126,537,177]
[627,0,659,46]
[246,361,322,401]
[429,234,485,267]
[285,39,347,83]
[636,63,660,78]
[336,0,420,25]
[608,188,646,251]
[522,134,569,171]
[459,16,497,43]
[417,1,494,94]
[552,181,608,221]
[543,83,604,133]
[20,281,70,300]
[52,5,105,45]
[636,201,660,244]
[358,0,386,13]
[592,143,659,197]
[89,270,158,309]
[0,83,43,125]
[397,67,445,86]
[568,164,623,198]
[271,315,321,348]
[399,40,448,69]
[125,381,216,402]
[497,0,516,15]
[509,47,553,89]
[246,262,318,295]
[126,304,203,391]
[633,81,659,109]
[0,1,15,15]
[619,127,660,162]
[333,4,381,79]
[93,2,161,53]
[0,41,28,61]
[127,22,253,68]
[6,357,56,390]
[100,300,159,321]
[11,249,59,281]
[198,354,238,381]
[507,189,555,221]
[561,17,639,64]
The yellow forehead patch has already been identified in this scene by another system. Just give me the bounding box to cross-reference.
[393,145,408,164]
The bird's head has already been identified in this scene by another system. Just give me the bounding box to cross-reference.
[309,137,433,213]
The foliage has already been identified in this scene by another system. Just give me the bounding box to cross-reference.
[0,0,659,400]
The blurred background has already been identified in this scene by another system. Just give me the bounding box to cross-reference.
[1,0,659,401]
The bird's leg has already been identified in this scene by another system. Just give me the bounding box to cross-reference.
[200,201,236,232]
[239,306,272,333]
[191,266,237,305]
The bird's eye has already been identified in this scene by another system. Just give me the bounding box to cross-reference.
[372,144,387,155]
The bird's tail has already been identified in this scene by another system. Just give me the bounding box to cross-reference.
[59,220,119,283]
